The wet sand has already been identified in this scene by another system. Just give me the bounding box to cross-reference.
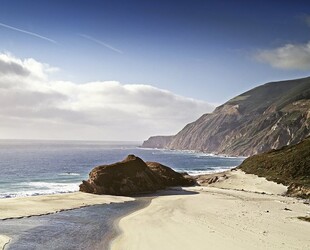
[0,192,134,220]
[0,198,150,250]
[0,192,134,249]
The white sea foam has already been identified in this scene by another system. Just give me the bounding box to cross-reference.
[181,166,236,176]
[0,181,80,199]
[148,148,246,159]
[58,172,81,176]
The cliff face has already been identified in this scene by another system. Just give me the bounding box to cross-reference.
[238,137,310,198]
[142,77,310,156]
[142,136,174,149]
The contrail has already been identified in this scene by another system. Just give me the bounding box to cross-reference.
[0,22,57,44]
[79,33,123,54]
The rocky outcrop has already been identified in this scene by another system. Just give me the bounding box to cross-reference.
[146,161,196,186]
[196,172,229,185]
[142,77,310,156]
[79,155,195,196]
[287,184,310,199]
[238,136,310,198]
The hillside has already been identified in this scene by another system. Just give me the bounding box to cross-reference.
[142,77,310,156]
[238,136,310,198]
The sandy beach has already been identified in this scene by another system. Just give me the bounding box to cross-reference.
[0,192,134,220]
[112,170,310,250]
[1,170,309,250]
[0,192,133,249]
[0,235,10,250]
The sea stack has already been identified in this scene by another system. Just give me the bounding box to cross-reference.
[80,155,195,196]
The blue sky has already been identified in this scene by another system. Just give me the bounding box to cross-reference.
[0,0,310,140]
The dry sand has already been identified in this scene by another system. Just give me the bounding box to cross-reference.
[0,191,133,249]
[112,170,310,250]
[198,169,288,195]
[0,235,10,250]
[0,191,133,220]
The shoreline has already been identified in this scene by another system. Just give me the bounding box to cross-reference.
[0,192,134,249]
[0,235,10,250]
[139,146,248,158]
[109,196,153,249]
[0,191,134,220]
[0,192,136,250]
[1,170,309,250]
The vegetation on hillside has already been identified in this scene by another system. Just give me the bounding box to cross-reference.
[238,137,310,198]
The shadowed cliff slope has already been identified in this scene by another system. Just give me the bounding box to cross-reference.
[143,77,310,156]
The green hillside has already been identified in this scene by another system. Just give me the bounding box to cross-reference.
[238,137,310,198]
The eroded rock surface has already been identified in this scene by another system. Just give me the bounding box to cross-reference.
[80,155,195,196]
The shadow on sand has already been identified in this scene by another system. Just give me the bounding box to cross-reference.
[130,186,199,198]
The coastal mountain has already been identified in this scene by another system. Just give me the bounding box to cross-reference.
[238,136,310,198]
[142,77,310,156]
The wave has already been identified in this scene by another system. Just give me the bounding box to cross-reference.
[179,166,236,176]
[58,172,81,176]
[0,181,80,199]
[148,148,246,159]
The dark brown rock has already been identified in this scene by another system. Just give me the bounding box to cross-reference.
[79,155,195,196]
[146,162,196,186]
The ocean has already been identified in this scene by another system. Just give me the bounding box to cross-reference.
[0,140,245,198]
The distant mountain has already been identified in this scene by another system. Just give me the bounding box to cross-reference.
[238,136,310,198]
[142,136,174,149]
[142,77,310,156]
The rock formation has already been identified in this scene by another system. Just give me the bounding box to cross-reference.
[146,161,196,186]
[142,77,310,156]
[79,155,195,196]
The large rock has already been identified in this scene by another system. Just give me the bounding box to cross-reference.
[79,155,195,196]
[146,161,196,186]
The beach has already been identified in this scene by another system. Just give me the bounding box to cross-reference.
[112,170,310,250]
[1,170,309,250]
[0,192,134,250]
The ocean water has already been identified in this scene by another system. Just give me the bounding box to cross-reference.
[0,140,245,198]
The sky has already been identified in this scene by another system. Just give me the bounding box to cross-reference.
[0,0,310,141]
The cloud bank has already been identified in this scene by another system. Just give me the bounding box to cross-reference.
[255,41,310,70]
[0,53,214,140]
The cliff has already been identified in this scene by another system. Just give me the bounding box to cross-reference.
[142,136,174,149]
[142,77,310,156]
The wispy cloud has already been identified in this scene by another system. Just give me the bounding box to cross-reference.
[79,34,123,54]
[0,22,57,44]
[254,42,310,70]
